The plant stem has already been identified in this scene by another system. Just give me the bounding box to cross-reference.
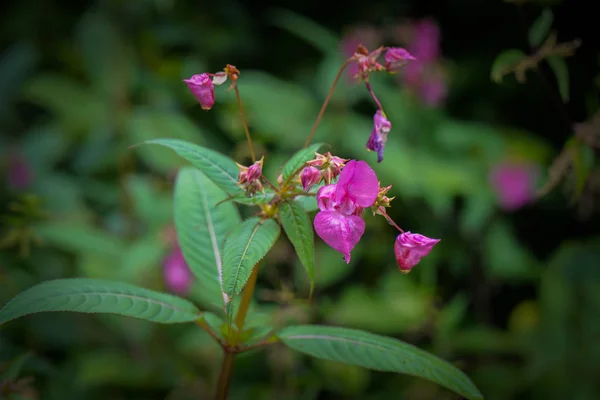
[365,81,384,111]
[215,351,235,400]
[378,207,404,233]
[303,58,353,148]
[234,85,256,162]
[214,264,260,400]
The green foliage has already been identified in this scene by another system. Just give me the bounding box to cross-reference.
[278,325,483,400]
[491,49,527,83]
[0,278,201,325]
[279,200,316,295]
[143,139,243,195]
[547,55,570,102]
[281,143,325,181]
[528,9,554,47]
[174,167,240,310]
[222,217,281,298]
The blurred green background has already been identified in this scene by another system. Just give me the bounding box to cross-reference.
[1,0,599,399]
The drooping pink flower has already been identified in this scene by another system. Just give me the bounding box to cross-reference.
[314,160,379,263]
[184,73,215,110]
[163,247,193,295]
[366,110,392,163]
[300,166,321,192]
[384,47,416,73]
[394,232,440,273]
[489,162,540,211]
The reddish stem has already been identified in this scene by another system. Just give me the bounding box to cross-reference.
[365,81,384,111]
[234,85,256,162]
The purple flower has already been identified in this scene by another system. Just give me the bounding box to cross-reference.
[163,247,193,295]
[409,19,441,63]
[184,73,215,110]
[314,160,379,263]
[301,166,321,192]
[7,153,33,190]
[384,47,416,72]
[489,162,539,211]
[366,110,392,162]
[394,232,440,273]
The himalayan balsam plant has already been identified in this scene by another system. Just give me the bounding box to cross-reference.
[0,45,483,400]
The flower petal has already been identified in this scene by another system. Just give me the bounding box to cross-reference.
[314,211,366,263]
[334,160,379,207]
[394,231,440,273]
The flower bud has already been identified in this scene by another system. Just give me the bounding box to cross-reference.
[300,166,321,192]
[394,232,440,274]
[183,73,215,110]
[247,159,263,182]
[384,47,416,73]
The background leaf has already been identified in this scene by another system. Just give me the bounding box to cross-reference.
[490,49,527,83]
[547,55,570,102]
[222,217,281,298]
[174,167,240,310]
[143,139,243,195]
[528,9,554,47]
[279,201,315,295]
[278,325,483,400]
[0,278,202,325]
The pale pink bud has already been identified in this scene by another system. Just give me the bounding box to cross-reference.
[247,162,262,181]
[394,232,440,273]
[300,166,321,192]
[183,73,215,110]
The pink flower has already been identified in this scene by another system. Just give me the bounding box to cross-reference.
[489,162,539,211]
[366,110,392,163]
[7,153,33,190]
[314,160,379,263]
[408,19,440,63]
[394,232,440,273]
[384,47,416,72]
[184,73,215,110]
[163,247,193,295]
[301,166,321,192]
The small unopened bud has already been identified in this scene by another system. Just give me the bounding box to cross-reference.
[300,166,321,192]
[247,157,263,181]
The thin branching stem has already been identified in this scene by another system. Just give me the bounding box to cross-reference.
[234,85,256,162]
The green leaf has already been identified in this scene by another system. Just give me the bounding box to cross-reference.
[279,201,315,296]
[566,138,594,198]
[129,111,205,173]
[175,167,241,309]
[142,139,242,195]
[528,9,554,47]
[221,191,276,206]
[35,222,125,258]
[490,49,527,83]
[223,217,280,298]
[268,9,339,54]
[278,325,483,400]
[547,55,570,102]
[281,143,325,181]
[0,278,201,325]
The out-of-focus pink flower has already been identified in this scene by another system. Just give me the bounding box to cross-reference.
[7,154,33,190]
[184,73,215,110]
[314,160,379,263]
[394,232,440,273]
[366,110,392,162]
[300,166,321,192]
[489,162,540,211]
[163,247,193,295]
[384,47,416,73]
[408,19,440,63]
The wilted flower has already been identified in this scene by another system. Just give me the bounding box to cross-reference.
[384,47,416,73]
[163,247,193,294]
[394,232,440,273]
[300,166,321,192]
[366,110,392,163]
[184,73,215,110]
[314,160,379,263]
[489,161,539,211]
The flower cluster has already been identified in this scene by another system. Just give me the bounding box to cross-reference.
[236,157,264,196]
[310,156,439,272]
